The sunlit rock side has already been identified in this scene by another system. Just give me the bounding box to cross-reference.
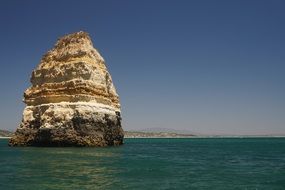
[9,31,124,146]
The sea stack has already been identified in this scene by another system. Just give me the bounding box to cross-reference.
[9,31,124,146]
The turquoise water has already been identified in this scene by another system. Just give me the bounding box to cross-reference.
[0,138,285,190]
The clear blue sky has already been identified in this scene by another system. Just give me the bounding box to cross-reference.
[0,0,284,135]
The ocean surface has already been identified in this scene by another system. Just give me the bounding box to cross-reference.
[0,138,285,190]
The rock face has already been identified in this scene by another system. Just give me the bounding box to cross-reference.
[9,31,124,146]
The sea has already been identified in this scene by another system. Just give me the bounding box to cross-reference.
[0,138,285,190]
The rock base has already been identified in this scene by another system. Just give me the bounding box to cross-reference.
[9,103,124,147]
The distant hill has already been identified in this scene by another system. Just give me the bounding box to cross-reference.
[125,128,195,138]
[138,127,196,135]
[0,129,13,137]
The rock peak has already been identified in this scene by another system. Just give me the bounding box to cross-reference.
[55,31,92,48]
[40,31,104,69]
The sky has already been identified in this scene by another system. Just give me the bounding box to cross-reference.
[0,0,284,135]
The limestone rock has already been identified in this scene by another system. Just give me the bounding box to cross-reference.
[9,31,124,146]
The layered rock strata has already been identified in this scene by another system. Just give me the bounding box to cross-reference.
[9,31,124,146]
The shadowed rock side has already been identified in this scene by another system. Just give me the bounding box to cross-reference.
[9,31,124,147]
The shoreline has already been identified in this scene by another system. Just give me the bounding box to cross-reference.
[0,137,11,139]
[125,136,285,139]
[1,136,285,140]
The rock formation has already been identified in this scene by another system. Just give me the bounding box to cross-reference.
[9,31,124,146]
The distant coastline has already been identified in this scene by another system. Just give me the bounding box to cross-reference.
[124,130,285,138]
[0,129,13,138]
[124,131,195,138]
[0,137,11,139]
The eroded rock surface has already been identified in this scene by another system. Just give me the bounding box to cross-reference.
[9,31,124,146]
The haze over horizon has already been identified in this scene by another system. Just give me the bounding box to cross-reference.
[0,0,284,135]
